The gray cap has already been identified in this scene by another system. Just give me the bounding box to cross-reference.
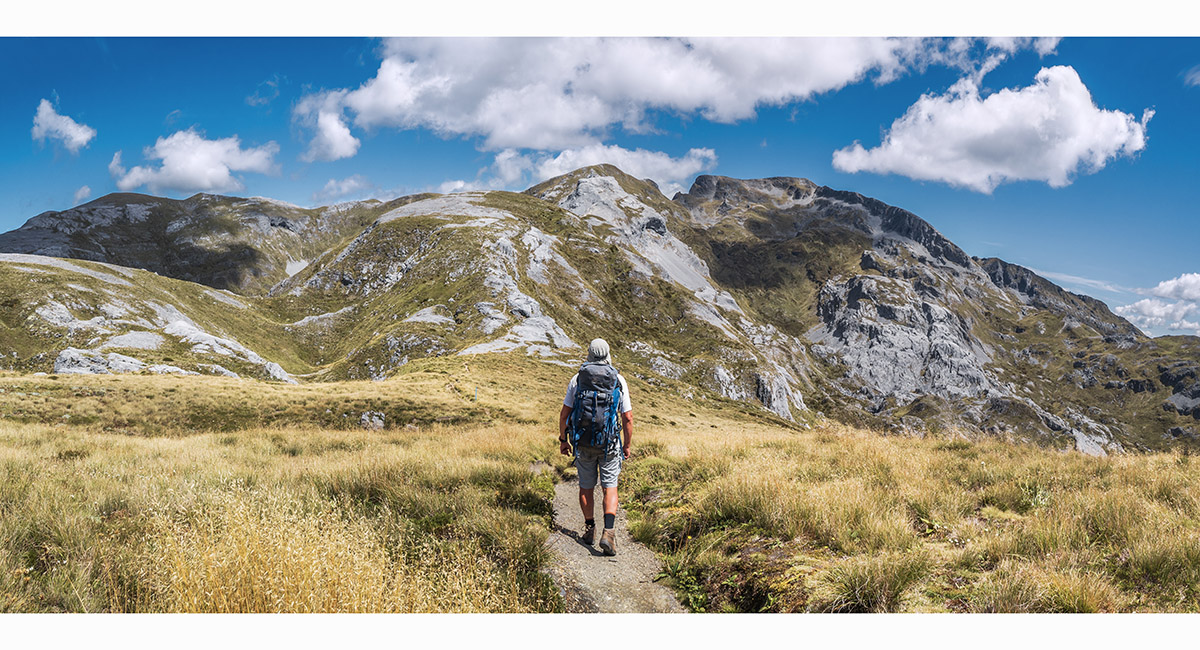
[587,338,610,363]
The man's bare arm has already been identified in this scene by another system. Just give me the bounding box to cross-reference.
[559,404,573,455]
[621,411,633,457]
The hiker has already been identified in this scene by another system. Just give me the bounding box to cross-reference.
[559,338,633,556]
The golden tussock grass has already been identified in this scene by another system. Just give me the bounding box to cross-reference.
[622,420,1200,612]
[125,487,528,612]
[0,417,559,613]
[3,366,1200,613]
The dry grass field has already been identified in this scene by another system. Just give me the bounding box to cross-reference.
[622,422,1200,612]
[1,356,1198,613]
[0,420,561,612]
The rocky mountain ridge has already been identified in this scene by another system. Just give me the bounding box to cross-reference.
[0,192,431,295]
[1,164,1197,453]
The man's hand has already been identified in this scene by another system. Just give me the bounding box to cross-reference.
[622,444,630,460]
[558,405,573,456]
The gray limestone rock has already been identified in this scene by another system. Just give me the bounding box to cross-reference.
[809,274,1000,402]
[360,411,385,430]
[54,347,145,375]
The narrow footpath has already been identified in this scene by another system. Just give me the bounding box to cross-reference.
[544,476,687,613]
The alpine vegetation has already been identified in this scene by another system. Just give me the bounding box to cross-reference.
[2,165,1197,452]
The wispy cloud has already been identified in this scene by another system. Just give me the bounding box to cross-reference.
[73,185,91,204]
[312,174,372,202]
[246,74,284,107]
[31,98,96,154]
[1184,64,1200,88]
[1029,268,1132,295]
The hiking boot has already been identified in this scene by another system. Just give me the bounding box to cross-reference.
[599,528,617,556]
[582,522,596,545]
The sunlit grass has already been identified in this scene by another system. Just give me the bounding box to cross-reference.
[3,366,1199,613]
[0,420,558,612]
[622,422,1200,612]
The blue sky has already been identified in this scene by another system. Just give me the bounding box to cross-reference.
[3,35,1199,337]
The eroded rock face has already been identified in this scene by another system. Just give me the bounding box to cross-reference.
[810,274,999,401]
[815,187,971,268]
[754,372,804,420]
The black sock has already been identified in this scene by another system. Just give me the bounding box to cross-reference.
[604,513,615,529]
[585,518,595,527]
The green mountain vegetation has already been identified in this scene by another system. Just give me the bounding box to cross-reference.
[3,164,1195,453]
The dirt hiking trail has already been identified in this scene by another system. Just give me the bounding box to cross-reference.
[544,475,686,613]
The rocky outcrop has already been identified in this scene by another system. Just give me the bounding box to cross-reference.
[809,274,999,401]
[53,347,196,376]
[1162,381,1200,418]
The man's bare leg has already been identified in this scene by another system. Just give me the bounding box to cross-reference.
[579,487,595,520]
[603,487,618,517]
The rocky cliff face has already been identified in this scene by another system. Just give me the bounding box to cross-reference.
[2,166,1198,452]
[672,174,1200,453]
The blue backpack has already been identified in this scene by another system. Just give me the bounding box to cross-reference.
[567,362,623,458]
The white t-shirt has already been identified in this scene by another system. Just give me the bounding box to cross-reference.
[563,372,632,413]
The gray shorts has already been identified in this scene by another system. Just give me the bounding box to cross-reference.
[575,445,622,489]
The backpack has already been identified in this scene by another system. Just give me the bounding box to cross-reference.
[567,362,623,457]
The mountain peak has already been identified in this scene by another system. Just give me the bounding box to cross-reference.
[525,164,667,205]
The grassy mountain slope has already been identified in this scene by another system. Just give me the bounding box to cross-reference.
[0,193,433,295]
[2,165,1197,451]
[0,253,305,382]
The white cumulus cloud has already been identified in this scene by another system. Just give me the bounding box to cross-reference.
[313,175,372,202]
[1173,319,1200,332]
[73,185,91,204]
[1116,298,1197,332]
[1148,272,1200,302]
[109,129,279,195]
[436,179,479,194]
[31,99,96,153]
[295,37,1047,159]
[832,66,1153,193]
[302,110,360,162]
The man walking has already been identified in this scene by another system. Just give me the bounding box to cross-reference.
[559,338,633,556]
